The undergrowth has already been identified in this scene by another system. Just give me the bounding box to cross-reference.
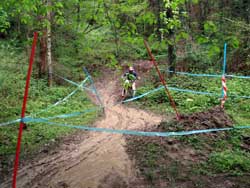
[0,43,99,158]
[127,65,250,185]
[135,68,250,125]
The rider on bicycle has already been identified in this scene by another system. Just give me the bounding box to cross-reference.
[122,66,139,97]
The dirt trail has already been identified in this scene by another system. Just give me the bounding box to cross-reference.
[1,76,162,188]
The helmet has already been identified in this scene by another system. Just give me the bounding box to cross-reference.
[129,66,134,71]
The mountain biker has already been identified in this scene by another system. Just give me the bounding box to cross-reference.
[122,66,139,97]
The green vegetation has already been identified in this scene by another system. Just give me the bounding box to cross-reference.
[136,68,250,125]
[208,149,250,174]
[0,0,250,186]
[1,0,249,76]
[127,125,250,187]
[127,65,250,186]
[0,44,99,157]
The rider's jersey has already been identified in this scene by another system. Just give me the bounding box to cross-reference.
[123,71,138,81]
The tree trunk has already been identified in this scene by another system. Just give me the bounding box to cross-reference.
[75,0,81,54]
[77,0,81,28]
[26,29,31,55]
[199,0,205,31]
[103,1,119,57]
[38,31,47,78]
[166,0,176,76]
[154,0,163,41]
[47,0,53,87]
[243,0,250,24]
[185,0,192,30]
[168,42,176,75]
[149,0,163,41]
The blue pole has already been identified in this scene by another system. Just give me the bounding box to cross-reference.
[221,43,227,98]
[223,43,227,75]
[83,67,104,108]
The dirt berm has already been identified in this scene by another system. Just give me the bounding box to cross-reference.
[125,107,250,188]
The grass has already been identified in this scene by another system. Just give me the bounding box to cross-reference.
[208,149,250,174]
[135,68,250,125]
[0,42,99,158]
[126,67,250,186]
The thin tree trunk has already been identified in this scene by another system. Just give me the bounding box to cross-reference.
[17,17,21,37]
[103,1,119,57]
[168,42,176,75]
[47,0,53,87]
[75,0,81,54]
[77,0,80,28]
[157,0,163,41]
[26,29,31,55]
[199,0,205,32]
[185,0,191,30]
[166,0,176,76]
[38,31,47,78]
[243,0,250,24]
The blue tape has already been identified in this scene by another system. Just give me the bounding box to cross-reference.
[0,107,102,127]
[226,75,250,79]
[122,86,164,103]
[164,70,250,79]
[83,67,104,107]
[123,86,218,104]
[221,43,227,98]
[229,94,250,99]
[123,85,249,103]
[168,87,219,96]
[54,73,94,92]
[33,87,79,116]
[1,83,250,127]
[168,86,250,99]
[0,119,21,127]
[0,77,94,127]
[23,117,250,137]
[223,43,227,76]
[10,89,250,126]
[82,86,94,92]
[32,77,90,116]
[165,70,221,78]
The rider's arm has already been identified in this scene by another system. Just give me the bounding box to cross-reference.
[133,72,140,80]
[122,72,128,79]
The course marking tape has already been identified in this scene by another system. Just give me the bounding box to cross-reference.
[23,117,250,137]
[32,77,90,116]
[164,70,250,79]
[83,68,104,107]
[0,119,21,127]
[1,85,250,127]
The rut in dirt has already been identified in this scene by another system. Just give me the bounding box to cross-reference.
[1,76,162,188]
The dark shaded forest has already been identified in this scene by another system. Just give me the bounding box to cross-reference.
[1,0,249,82]
[1,1,250,188]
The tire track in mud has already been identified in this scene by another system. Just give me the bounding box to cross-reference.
[1,77,162,188]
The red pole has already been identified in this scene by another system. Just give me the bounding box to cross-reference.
[144,40,180,120]
[12,32,38,188]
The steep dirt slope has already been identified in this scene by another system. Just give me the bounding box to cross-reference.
[1,74,162,188]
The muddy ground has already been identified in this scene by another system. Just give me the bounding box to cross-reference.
[1,70,250,188]
[0,72,162,188]
[126,107,250,188]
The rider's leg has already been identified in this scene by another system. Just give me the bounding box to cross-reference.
[122,88,125,97]
[132,82,136,97]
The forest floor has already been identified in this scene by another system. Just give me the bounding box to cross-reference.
[1,69,250,188]
[126,107,250,188]
[0,71,163,188]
